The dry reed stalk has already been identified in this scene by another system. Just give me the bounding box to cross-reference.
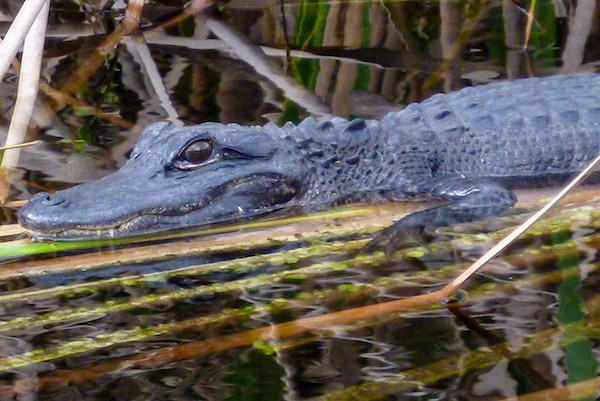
[0,0,48,81]
[0,0,50,203]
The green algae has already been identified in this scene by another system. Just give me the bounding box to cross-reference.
[405,249,426,258]
[2,248,600,375]
[0,308,254,371]
[3,201,600,381]
[0,258,357,332]
[10,222,595,339]
[0,239,371,305]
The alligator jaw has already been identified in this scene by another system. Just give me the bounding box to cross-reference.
[22,214,161,241]
[18,174,301,241]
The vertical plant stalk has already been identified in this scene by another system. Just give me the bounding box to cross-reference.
[439,0,462,91]
[561,0,596,74]
[502,0,526,79]
[0,0,50,203]
[422,0,487,91]
[0,0,48,82]
[278,0,292,67]
[523,0,536,48]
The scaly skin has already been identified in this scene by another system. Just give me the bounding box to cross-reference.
[17,73,600,241]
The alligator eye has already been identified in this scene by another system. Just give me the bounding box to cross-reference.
[181,139,213,163]
[172,139,215,170]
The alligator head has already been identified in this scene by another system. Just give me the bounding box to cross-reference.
[17,122,305,240]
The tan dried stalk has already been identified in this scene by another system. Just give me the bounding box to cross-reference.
[0,0,48,81]
[0,0,50,203]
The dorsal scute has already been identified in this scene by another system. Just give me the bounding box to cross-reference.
[261,121,279,131]
[382,104,438,146]
[294,116,378,150]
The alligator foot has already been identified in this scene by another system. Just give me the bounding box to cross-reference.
[362,225,428,258]
[361,177,518,258]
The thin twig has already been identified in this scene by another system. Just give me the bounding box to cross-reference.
[441,148,600,295]
[24,292,443,391]
[0,140,40,151]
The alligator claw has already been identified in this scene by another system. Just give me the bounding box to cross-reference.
[362,224,428,258]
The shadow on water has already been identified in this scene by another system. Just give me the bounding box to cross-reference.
[0,0,600,399]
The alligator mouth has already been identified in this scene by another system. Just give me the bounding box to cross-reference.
[21,174,301,241]
[23,215,164,241]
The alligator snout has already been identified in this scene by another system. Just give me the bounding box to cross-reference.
[17,192,73,234]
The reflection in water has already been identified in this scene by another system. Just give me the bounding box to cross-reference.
[0,0,599,399]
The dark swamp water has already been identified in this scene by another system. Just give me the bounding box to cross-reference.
[1,0,600,400]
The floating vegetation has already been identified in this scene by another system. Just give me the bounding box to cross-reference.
[1,195,600,397]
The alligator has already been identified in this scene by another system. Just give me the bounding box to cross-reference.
[17,73,600,249]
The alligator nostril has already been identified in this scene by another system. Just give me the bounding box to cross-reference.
[41,194,66,206]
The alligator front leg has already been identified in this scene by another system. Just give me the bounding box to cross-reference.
[365,176,517,256]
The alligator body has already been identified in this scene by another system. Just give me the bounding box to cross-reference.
[17,73,600,242]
